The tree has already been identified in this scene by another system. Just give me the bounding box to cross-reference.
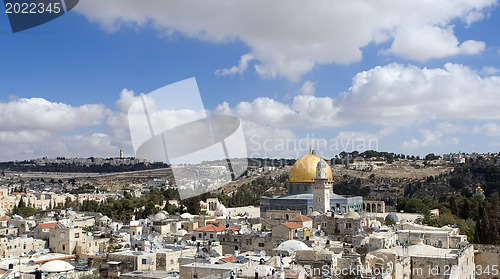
[18,197,25,208]
[17,207,36,218]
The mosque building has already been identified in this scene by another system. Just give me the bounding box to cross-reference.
[260,151,363,216]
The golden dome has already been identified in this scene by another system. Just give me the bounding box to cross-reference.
[289,152,333,182]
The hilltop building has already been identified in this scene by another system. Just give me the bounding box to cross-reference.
[260,151,363,216]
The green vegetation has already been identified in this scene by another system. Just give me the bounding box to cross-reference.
[63,188,180,221]
[206,176,287,207]
[396,193,500,245]
[0,161,169,173]
[12,197,37,217]
[333,177,371,197]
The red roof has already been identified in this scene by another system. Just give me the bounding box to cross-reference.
[39,222,58,229]
[281,222,302,229]
[0,216,10,220]
[33,255,76,264]
[227,226,239,232]
[194,224,226,233]
[194,224,239,233]
[290,215,312,222]
[220,256,238,263]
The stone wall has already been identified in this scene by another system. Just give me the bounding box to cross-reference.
[474,244,500,279]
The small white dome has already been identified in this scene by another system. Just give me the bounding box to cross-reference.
[40,260,75,273]
[277,240,309,253]
[154,212,167,220]
[99,216,111,221]
[216,203,227,214]
[345,211,360,220]
[175,229,188,236]
[158,210,168,216]
[180,213,194,219]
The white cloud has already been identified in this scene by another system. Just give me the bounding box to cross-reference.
[339,63,500,125]
[217,63,500,128]
[480,66,499,75]
[300,81,317,95]
[383,26,485,60]
[74,0,495,80]
[473,123,500,136]
[0,97,107,132]
[402,122,464,149]
[0,97,112,161]
[217,98,297,127]
[215,53,254,76]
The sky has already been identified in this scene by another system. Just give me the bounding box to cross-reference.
[1,0,500,162]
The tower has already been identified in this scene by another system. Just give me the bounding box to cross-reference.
[119,149,124,159]
[312,160,331,213]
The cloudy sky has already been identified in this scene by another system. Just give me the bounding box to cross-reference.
[1,0,500,161]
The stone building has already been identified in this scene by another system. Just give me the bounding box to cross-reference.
[260,151,363,216]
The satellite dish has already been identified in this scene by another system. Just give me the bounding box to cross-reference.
[319,242,326,249]
[312,243,317,247]
[147,234,154,241]
[254,249,260,254]
[88,232,93,236]
[134,235,141,240]
[314,231,321,237]
[181,240,188,246]
[202,247,209,253]
[27,260,35,266]
[189,217,194,223]
[259,250,266,256]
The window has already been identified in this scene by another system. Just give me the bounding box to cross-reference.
[75,233,79,238]
[62,244,65,251]
[142,259,147,264]
[170,260,174,264]
[210,234,213,238]
[259,243,265,247]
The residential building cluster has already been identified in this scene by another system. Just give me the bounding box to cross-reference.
[0,152,486,279]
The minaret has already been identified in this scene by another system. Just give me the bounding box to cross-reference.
[312,160,331,213]
[119,149,124,159]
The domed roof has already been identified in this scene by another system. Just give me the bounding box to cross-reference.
[345,211,361,220]
[175,229,188,236]
[180,213,194,219]
[154,212,167,220]
[385,213,399,222]
[216,203,227,213]
[158,210,169,216]
[277,240,309,253]
[40,260,75,273]
[289,152,333,182]
[99,216,110,221]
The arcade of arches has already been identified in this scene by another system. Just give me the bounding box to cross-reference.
[363,201,385,213]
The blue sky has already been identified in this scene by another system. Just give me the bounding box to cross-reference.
[1,1,500,161]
